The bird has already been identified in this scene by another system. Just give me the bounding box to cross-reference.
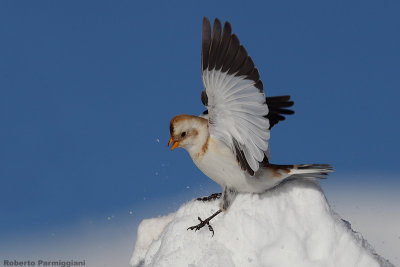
[168,17,333,235]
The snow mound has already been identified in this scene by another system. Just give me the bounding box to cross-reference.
[130,180,393,267]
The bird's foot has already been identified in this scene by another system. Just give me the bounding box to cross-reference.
[187,209,222,237]
[196,193,222,202]
[187,217,215,236]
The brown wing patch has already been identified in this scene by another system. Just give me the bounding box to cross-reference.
[266,164,292,178]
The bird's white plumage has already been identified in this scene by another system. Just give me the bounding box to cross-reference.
[169,18,332,222]
[202,68,270,172]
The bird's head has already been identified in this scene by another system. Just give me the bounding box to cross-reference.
[168,115,208,152]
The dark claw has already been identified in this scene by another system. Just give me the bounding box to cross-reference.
[187,216,214,236]
[187,210,222,237]
[208,224,215,236]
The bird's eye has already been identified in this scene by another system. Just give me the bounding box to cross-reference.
[181,132,186,138]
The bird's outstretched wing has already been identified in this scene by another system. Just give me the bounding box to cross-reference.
[200,95,294,129]
[201,17,271,175]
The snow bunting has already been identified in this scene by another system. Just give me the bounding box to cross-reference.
[169,17,333,234]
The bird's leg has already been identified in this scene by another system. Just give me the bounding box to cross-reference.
[187,209,222,236]
[187,187,238,236]
[221,187,238,210]
[196,193,222,202]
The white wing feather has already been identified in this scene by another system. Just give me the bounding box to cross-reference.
[203,68,270,172]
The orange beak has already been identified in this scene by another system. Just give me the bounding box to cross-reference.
[168,137,180,151]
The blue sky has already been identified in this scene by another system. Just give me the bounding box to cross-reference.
[1,0,399,255]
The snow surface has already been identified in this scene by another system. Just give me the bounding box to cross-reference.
[130,180,394,267]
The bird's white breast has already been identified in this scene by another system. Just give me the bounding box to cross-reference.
[190,137,253,191]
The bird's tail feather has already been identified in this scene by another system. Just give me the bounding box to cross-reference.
[288,164,334,179]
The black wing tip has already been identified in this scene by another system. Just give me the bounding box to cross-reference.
[214,18,221,26]
[208,18,223,70]
[201,17,263,87]
[265,95,295,129]
[267,95,291,101]
[275,108,295,115]
[202,17,212,71]
[223,20,232,33]
[255,80,263,91]
[201,90,208,106]
[203,16,211,25]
